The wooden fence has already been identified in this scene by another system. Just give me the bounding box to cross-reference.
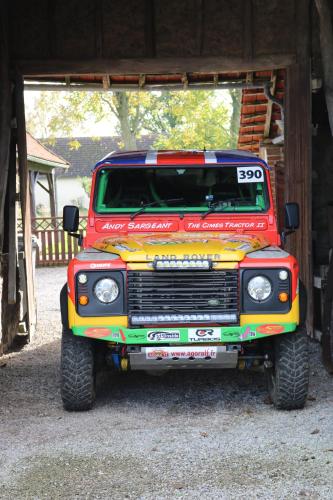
[17,217,87,267]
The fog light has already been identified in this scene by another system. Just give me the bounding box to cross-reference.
[78,273,88,284]
[79,295,89,305]
[278,292,289,302]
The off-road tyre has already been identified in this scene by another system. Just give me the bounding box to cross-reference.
[266,329,309,410]
[61,328,96,411]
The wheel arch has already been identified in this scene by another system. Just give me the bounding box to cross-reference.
[60,283,69,330]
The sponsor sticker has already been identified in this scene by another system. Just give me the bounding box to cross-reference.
[127,333,146,340]
[188,328,221,342]
[145,346,217,359]
[84,327,111,338]
[89,262,112,269]
[184,220,267,231]
[239,327,256,340]
[95,220,179,233]
[237,166,264,183]
[256,324,285,335]
[147,330,180,341]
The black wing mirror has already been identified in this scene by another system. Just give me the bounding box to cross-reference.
[63,205,83,245]
[281,202,300,245]
[285,202,300,230]
[63,205,79,232]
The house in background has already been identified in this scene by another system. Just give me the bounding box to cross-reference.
[41,136,155,215]
[26,132,69,217]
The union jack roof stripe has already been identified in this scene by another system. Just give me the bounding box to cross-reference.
[94,149,270,169]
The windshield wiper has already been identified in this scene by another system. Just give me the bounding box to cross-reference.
[130,198,185,220]
[201,198,254,219]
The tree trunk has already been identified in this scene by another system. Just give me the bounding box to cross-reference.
[229,89,241,148]
[315,0,333,136]
[114,92,138,150]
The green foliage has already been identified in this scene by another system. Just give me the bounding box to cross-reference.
[26,89,240,151]
[67,139,82,150]
[81,177,92,196]
[229,88,242,148]
[145,91,231,150]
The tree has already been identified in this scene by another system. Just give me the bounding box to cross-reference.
[229,89,242,148]
[142,90,232,150]
[26,89,239,150]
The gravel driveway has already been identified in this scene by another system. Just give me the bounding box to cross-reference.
[0,267,333,499]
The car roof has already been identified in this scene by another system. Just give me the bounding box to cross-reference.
[94,149,268,169]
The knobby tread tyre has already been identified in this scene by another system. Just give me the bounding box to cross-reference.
[268,329,309,410]
[61,328,96,411]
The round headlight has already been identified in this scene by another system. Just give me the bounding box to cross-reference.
[94,278,119,303]
[247,276,272,301]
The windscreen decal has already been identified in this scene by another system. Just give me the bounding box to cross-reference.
[237,166,264,183]
[95,220,179,232]
[184,220,267,231]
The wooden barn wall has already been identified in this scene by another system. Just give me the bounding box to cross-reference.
[1,0,313,333]
[9,0,298,74]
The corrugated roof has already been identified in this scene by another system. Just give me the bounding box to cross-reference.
[42,136,156,177]
[26,132,69,167]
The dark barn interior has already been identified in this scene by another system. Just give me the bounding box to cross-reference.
[1,0,333,369]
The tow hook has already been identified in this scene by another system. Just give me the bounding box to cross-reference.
[264,355,273,369]
[120,357,129,371]
[107,346,129,371]
[120,346,129,371]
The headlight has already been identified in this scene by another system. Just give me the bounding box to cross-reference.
[247,276,272,301]
[94,278,119,303]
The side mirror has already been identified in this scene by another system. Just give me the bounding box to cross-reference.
[63,205,79,232]
[285,202,299,230]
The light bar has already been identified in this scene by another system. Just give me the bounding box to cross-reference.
[154,259,211,270]
[131,313,238,324]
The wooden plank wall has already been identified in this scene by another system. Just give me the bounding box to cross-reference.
[285,0,312,331]
[9,0,298,75]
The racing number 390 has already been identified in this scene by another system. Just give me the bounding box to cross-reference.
[237,167,264,183]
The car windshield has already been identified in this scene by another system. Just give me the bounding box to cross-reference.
[94,165,270,214]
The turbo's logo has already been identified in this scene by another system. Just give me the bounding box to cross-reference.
[195,329,214,337]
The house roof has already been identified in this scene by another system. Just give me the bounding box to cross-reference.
[26,132,69,169]
[43,136,156,177]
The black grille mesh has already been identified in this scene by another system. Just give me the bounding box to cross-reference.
[127,270,239,323]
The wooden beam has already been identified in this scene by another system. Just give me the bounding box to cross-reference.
[29,171,38,219]
[15,74,36,338]
[315,0,333,135]
[243,0,253,61]
[195,0,204,55]
[47,173,57,219]
[95,0,104,58]
[144,0,155,58]
[0,3,12,255]
[7,135,17,305]
[17,54,296,77]
[263,70,277,138]
[285,0,312,332]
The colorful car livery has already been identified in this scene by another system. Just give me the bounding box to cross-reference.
[60,149,309,411]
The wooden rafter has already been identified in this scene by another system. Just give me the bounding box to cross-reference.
[263,70,277,138]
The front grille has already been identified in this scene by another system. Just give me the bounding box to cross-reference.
[127,270,239,324]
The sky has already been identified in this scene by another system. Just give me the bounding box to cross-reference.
[24,90,119,137]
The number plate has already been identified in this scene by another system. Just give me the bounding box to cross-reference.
[145,346,219,360]
[237,166,264,183]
